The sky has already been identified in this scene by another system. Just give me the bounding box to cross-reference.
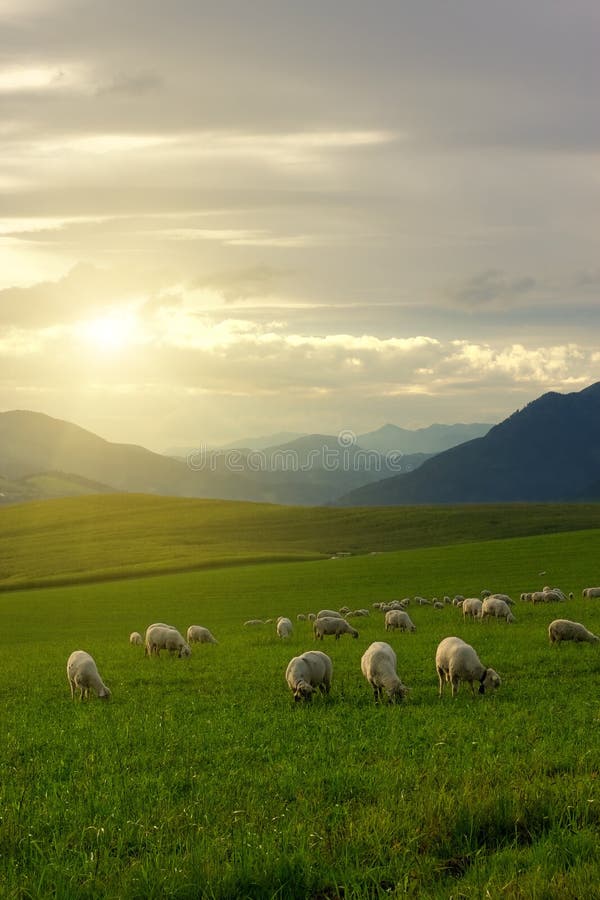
[1,0,599,450]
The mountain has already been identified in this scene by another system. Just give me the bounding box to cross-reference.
[356,422,492,454]
[0,411,430,506]
[337,382,600,505]
[163,431,306,457]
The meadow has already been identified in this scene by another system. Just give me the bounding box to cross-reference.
[1,505,599,898]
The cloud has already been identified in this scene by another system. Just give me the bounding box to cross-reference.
[450,270,538,308]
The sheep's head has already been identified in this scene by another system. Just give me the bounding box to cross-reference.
[294,681,314,702]
[388,682,410,703]
[479,668,501,694]
[351,629,359,639]
[98,686,111,701]
[179,644,192,659]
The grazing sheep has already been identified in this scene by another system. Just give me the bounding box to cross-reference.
[480,589,492,598]
[531,590,562,604]
[307,613,316,622]
[488,592,515,606]
[244,619,265,626]
[582,587,600,599]
[520,592,533,603]
[129,631,143,646]
[361,642,409,704]
[316,609,344,619]
[481,596,516,624]
[435,636,501,698]
[285,650,333,701]
[145,624,191,658]
[313,617,359,640]
[548,619,600,645]
[296,613,307,621]
[384,609,416,632]
[67,650,111,701]
[186,625,218,645]
[433,601,444,610]
[277,617,293,638]
[338,605,351,615]
[462,598,483,621]
[453,595,465,605]
[415,597,431,606]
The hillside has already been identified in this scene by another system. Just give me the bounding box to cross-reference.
[338,381,600,505]
[2,493,600,590]
[0,411,428,506]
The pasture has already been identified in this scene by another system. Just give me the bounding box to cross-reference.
[1,522,599,898]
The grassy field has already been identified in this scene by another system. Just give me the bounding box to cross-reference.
[2,493,600,590]
[1,520,599,898]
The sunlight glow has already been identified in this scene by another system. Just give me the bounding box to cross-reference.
[78,313,138,352]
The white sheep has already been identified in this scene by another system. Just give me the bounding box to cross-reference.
[145,624,191,658]
[582,587,600,599]
[361,642,409,704]
[338,605,351,615]
[548,619,600,645]
[488,592,515,606]
[296,613,307,621]
[433,601,444,610]
[285,650,333,701]
[435,636,501,698]
[316,609,344,619]
[244,619,265,626]
[462,598,483,621]
[276,617,293,638]
[67,650,111,701]
[186,625,218,645]
[129,631,143,645]
[481,596,516,624]
[313,617,359,640]
[307,613,316,622]
[384,609,416,632]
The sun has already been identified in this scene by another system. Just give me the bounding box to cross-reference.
[79,313,138,352]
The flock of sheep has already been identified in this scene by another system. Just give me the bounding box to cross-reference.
[66,584,599,704]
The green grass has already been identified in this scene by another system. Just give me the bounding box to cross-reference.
[1,525,599,898]
[2,493,600,590]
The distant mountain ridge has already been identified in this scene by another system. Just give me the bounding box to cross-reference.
[338,382,600,505]
[356,422,492,454]
[0,411,432,506]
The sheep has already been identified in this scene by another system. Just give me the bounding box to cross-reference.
[361,642,409,704]
[453,595,465,605]
[481,596,516,624]
[145,624,191,658]
[480,589,492,598]
[347,608,369,618]
[384,609,416,632]
[186,625,218,645]
[313,617,359,640]
[67,650,111,701]
[316,609,344,620]
[244,619,265,626]
[433,601,444,610]
[415,597,431,606]
[388,600,404,610]
[277,617,293,638]
[488,592,515,606]
[548,619,600,645]
[285,650,333,702]
[338,605,351,615]
[129,631,143,646]
[296,613,307,621]
[520,592,533,603]
[462,598,483,621]
[582,587,600,599]
[307,613,316,622]
[531,590,562,604]
[435,636,501,698]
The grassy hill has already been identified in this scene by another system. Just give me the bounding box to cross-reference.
[2,493,600,590]
[1,530,599,898]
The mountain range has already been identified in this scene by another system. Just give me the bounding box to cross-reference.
[338,381,600,505]
[1,384,598,507]
[0,410,441,506]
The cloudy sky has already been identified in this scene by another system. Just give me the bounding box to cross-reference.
[1,0,599,449]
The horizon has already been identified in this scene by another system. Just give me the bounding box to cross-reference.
[2,2,600,448]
